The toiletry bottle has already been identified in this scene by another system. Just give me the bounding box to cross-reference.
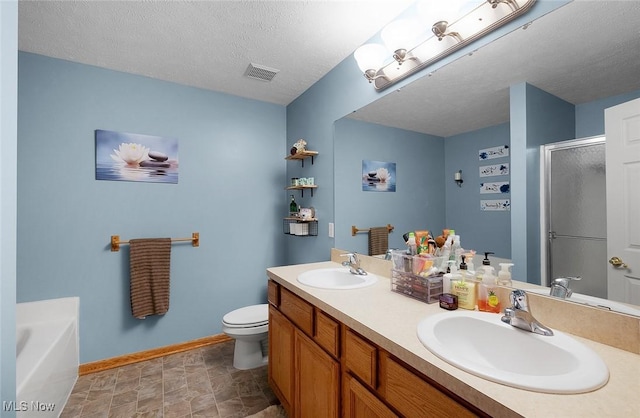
[443,261,457,293]
[451,266,477,310]
[407,232,417,255]
[289,194,298,215]
[497,263,514,286]
[477,266,501,313]
[465,252,475,275]
[475,251,494,281]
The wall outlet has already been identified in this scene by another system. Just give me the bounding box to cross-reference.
[328,222,334,238]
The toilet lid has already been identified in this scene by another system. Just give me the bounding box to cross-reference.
[223,304,268,326]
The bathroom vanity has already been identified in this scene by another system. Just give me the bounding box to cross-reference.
[266,251,640,418]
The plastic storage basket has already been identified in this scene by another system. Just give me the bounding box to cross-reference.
[390,250,444,304]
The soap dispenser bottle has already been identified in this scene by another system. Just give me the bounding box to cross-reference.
[451,260,477,310]
[477,266,500,313]
[475,252,494,281]
[497,263,514,286]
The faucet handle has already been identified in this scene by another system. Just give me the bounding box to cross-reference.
[509,289,530,311]
[550,276,581,298]
[551,276,581,285]
[340,253,358,265]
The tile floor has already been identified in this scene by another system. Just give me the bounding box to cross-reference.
[60,340,280,418]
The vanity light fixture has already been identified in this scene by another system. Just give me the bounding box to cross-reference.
[455,170,464,187]
[354,0,536,89]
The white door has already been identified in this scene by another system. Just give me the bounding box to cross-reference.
[605,97,640,305]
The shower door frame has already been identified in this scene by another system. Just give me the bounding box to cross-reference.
[539,135,606,287]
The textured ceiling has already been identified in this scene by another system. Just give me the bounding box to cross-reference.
[18,0,414,106]
[347,0,640,137]
[17,1,640,138]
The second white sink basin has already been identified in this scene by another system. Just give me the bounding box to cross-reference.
[297,268,378,289]
[417,311,609,394]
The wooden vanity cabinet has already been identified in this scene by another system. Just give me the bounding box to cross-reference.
[343,329,479,418]
[268,281,340,418]
[268,279,482,418]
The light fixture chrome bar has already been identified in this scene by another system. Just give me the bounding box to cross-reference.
[431,21,463,43]
[372,0,536,90]
[487,0,521,12]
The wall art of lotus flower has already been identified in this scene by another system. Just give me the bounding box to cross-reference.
[362,160,396,192]
[95,129,179,183]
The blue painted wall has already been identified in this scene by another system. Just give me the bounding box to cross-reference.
[334,118,445,253]
[510,83,575,283]
[445,123,511,258]
[576,89,640,138]
[1,1,18,413]
[17,53,286,363]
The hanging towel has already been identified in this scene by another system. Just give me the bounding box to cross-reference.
[368,226,389,256]
[129,238,172,319]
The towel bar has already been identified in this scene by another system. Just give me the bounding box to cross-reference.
[111,232,199,252]
[351,224,394,237]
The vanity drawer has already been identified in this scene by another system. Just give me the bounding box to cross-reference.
[379,352,476,418]
[279,287,314,336]
[344,328,377,388]
[315,309,340,358]
[268,280,280,306]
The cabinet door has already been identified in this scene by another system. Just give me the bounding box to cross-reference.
[268,306,295,415]
[295,328,340,418]
[380,352,477,418]
[343,373,398,418]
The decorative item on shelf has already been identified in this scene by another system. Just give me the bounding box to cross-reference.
[290,138,307,155]
[300,207,314,220]
[353,0,535,90]
[289,194,299,216]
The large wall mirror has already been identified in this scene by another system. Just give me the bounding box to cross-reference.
[333,1,640,315]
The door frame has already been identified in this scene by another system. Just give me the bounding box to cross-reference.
[539,135,605,287]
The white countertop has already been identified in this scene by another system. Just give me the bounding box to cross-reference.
[267,261,640,418]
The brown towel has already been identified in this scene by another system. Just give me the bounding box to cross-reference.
[368,226,389,256]
[129,238,171,319]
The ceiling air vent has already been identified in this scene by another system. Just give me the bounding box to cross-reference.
[245,63,279,82]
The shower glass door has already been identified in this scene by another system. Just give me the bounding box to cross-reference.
[544,137,607,298]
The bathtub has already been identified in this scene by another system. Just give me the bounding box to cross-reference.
[16,297,79,418]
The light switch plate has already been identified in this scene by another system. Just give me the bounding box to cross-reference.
[328,222,334,238]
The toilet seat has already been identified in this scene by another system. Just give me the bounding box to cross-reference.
[222,304,268,328]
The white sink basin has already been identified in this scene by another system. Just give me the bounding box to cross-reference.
[417,311,609,394]
[297,268,378,290]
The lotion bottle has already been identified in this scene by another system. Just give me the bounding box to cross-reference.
[451,264,477,310]
[477,266,501,313]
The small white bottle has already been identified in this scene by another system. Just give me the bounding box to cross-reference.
[443,261,457,294]
[407,232,417,256]
[497,263,514,286]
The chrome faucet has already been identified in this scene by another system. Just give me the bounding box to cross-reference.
[340,253,367,276]
[549,276,581,299]
[501,289,553,336]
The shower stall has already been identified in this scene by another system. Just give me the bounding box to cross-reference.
[540,136,607,298]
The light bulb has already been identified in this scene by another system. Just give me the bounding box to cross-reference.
[416,0,467,27]
[353,43,388,73]
[380,18,423,55]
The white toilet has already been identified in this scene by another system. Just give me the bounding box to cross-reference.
[222,304,269,370]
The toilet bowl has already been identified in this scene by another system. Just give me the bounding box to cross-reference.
[222,304,269,370]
